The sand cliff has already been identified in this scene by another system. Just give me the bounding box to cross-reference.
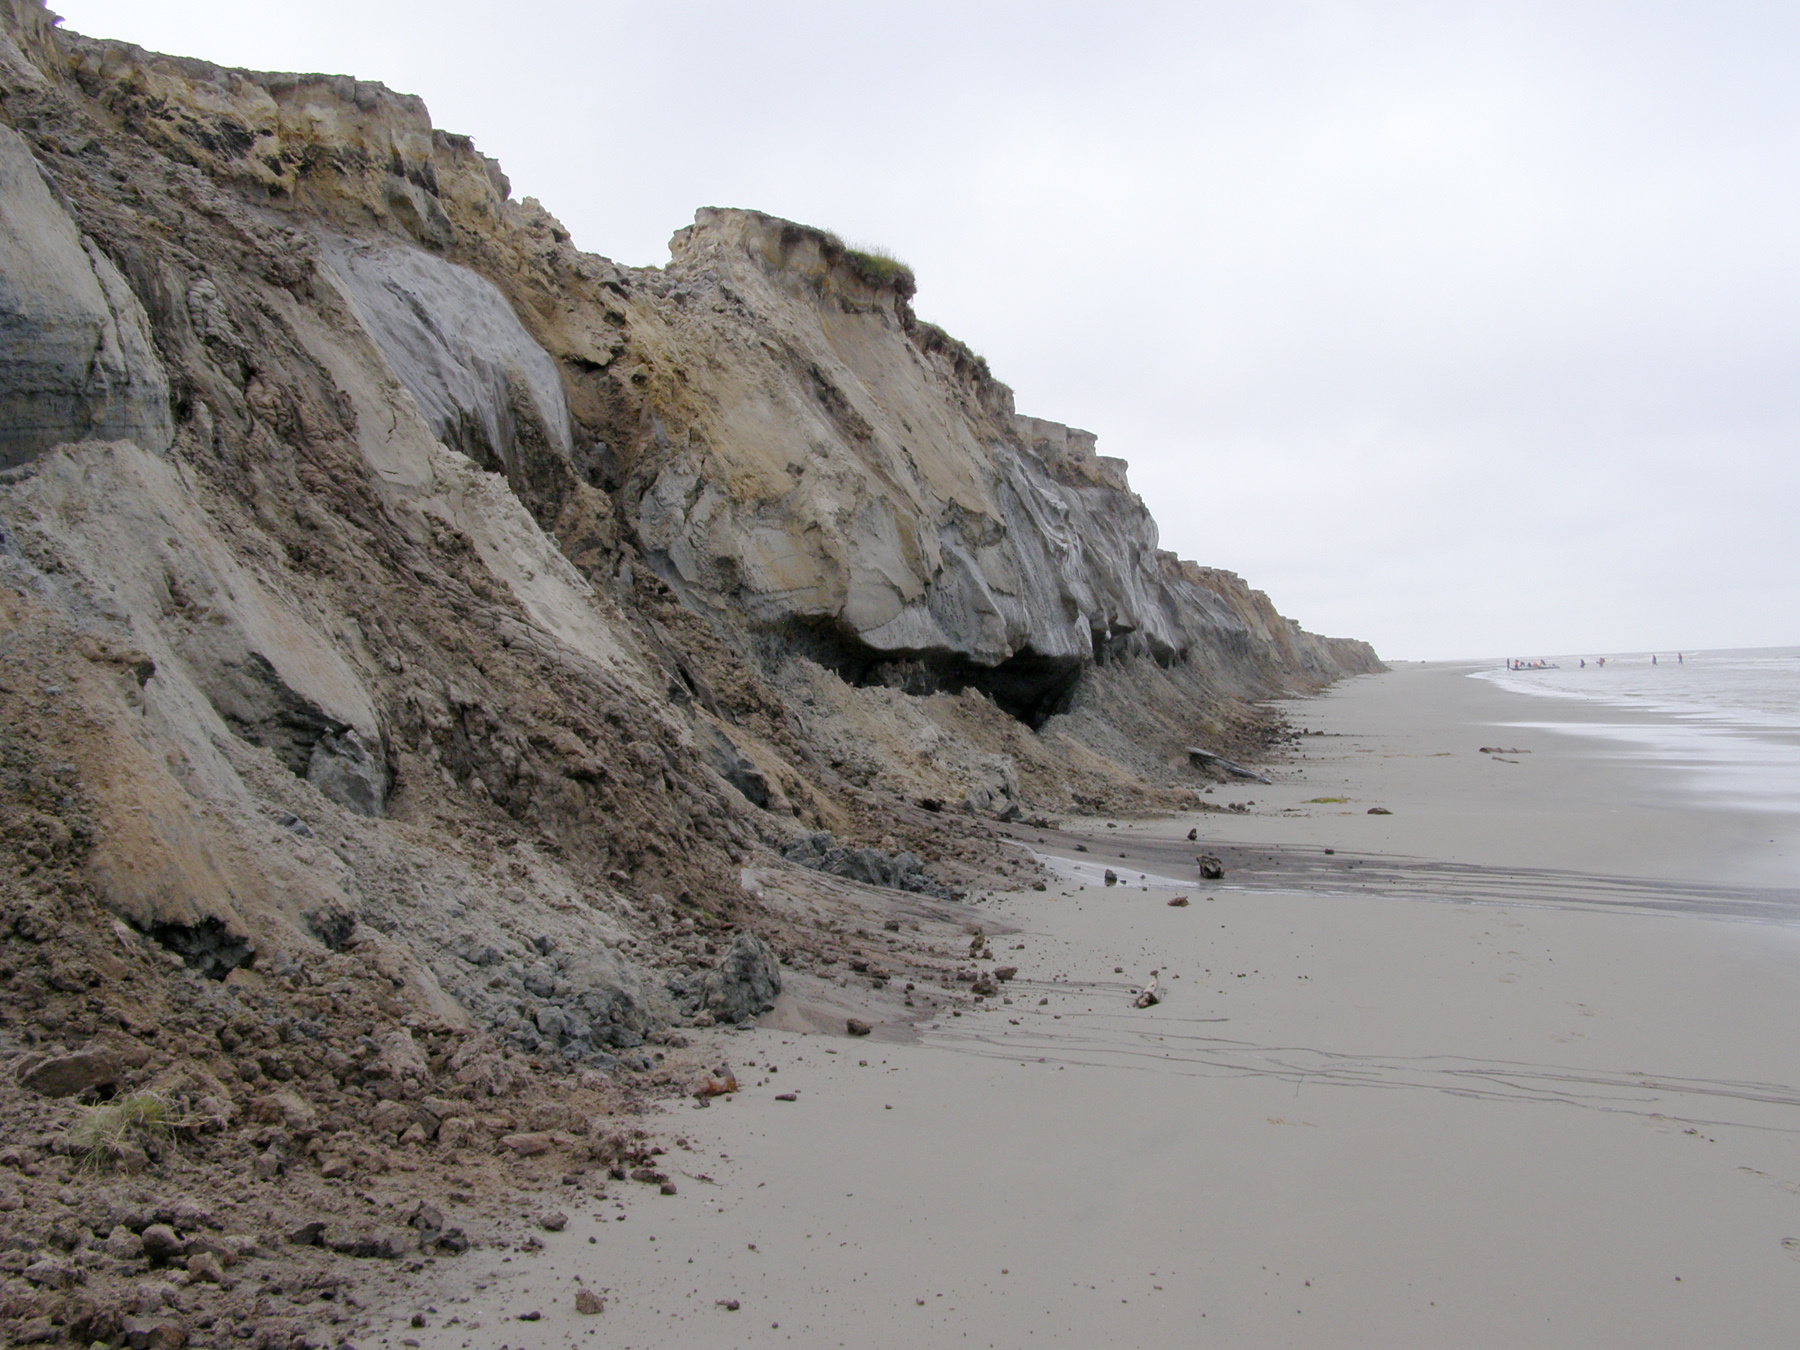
[0,3,1378,1340]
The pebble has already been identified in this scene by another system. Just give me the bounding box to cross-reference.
[575,1288,604,1314]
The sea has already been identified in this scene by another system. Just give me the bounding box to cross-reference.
[1470,646,1800,817]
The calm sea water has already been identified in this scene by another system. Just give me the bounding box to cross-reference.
[1470,647,1800,815]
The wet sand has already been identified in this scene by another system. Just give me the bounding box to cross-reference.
[393,663,1800,1348]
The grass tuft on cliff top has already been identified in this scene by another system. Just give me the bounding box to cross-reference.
[823,231,916,293]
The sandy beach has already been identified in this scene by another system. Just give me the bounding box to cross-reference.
[390,662,1800,1348]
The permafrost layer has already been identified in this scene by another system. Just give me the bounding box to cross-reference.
[0,0,1376,1105]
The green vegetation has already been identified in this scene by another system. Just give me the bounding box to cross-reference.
[842,246,914,289]
[68,1091,171,1169]
[1303,796,1349,803]
[821,231,916,293]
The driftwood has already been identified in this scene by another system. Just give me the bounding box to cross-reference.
[1197,854,1224,880]
[1186,747,1272,784]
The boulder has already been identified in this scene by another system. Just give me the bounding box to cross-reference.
[305,728,387,817]
[669,932,781,1024]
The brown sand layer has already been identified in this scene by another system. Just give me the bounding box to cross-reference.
[391,663,1800,1347]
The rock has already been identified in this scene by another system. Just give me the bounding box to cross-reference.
[369,1099,413,1138]
[399,1122,428,1146]
[319,1156,350,1178]
[630,1167,668,1185]
[993,966,1017,981]
[285,1220,326,1247]
[374,1028,430,1080]
[407,1202,445,1234]
[660,1180,678,1195]
[538,1210,567,1232]
[430,1227,469,1256]
[1185,747,1273,784]
[22,1257,78,1287]
[104,1225,145,1260]
[670,932,782,1024]
[1197,854,1224,880]
[305,728,387,816]
[780,832,956,900]
[12,1317,57,1345]
[774,1092,797,1102]
[19,1038,151,1098]
[575,1287,604,1314]
[139,1224,182,1263]
[526,1101,576,1132]
[500,1132,553,1156]
[323,1226,412,1259]
[694,1071,738,1098]
[251,1149,283,1179]
[1187,828,1198,841]
[1134,973,1161,1009]
[1167,896,1190,907]
[416,1096,462,1138]
[185,1251,224,1283]
[250,1090,317,1133]
[120,1314,188,1350]
[1367,806,1392,815]
[717,1298,741,1311]
[1103,869,1117,885]
[436,1118,482,1152]
[0,125,173,468]
[846,1018,871,1036]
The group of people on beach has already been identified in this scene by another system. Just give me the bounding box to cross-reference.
[1508,653,1686,670]
[1569,653,1683,668]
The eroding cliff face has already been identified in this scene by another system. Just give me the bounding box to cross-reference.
[0,0,1376,1088]
[616,207,1376,725]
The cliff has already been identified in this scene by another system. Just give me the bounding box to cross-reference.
[0,4,1377,1334]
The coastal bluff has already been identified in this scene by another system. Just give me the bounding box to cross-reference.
[0,1,1377,1337]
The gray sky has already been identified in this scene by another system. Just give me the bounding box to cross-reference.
[56,1,1800,659]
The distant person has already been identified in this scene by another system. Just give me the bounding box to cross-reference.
[1580,658,1586,668]
[1678,652,1684,664]
[1653,654,1658,665]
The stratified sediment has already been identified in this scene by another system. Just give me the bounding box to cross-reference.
[0,1,1378,1342]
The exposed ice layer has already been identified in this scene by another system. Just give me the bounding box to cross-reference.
[0,125,172,467]
[322,236,572,478]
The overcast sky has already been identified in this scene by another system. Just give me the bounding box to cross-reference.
[56,1,1800,659]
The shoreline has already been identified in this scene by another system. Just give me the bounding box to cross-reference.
[393,662,1800,1347]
